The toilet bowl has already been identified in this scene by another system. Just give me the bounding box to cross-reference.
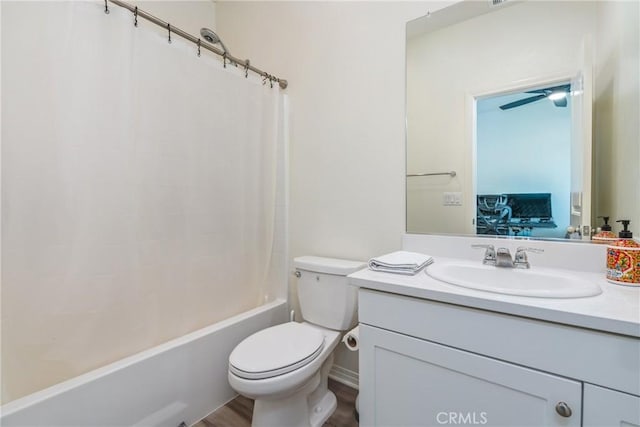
[227,256,365,427]
[228,322,341,426]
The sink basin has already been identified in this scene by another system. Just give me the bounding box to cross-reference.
[426,261,602,298]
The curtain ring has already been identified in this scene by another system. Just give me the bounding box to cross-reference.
[270,76,274,89]
[134,6,138,27]
[222,52,227,68]
[262,74,268,85]
[197,39,201,57]
[167,23,172,44]
[244,60,250,78]
[104,0,109,14]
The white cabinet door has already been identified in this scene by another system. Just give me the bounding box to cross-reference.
[359,324,582,427]
[583,384,640,427]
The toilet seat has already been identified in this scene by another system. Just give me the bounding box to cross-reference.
[229,322,325,380]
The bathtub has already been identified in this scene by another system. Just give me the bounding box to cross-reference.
[0,299,288,427]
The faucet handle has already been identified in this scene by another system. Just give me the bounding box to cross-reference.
[514,247,544,268]
[472,244,496,265]
[516,247,544,254]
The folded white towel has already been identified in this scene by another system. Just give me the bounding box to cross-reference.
[368,251,434,275]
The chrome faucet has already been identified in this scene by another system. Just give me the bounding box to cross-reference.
[513,247,544,269]
[472,244,544,268]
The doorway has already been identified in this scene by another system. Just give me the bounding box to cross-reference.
[475,82,572,239]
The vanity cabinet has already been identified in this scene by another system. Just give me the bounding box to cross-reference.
[583,385,640,427]
[358,289,640,427]
[361,325,581,426]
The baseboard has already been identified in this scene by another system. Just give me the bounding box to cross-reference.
[328,365,359,390]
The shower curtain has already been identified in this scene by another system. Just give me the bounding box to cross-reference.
[1,1,284,402]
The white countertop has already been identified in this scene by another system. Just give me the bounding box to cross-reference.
[349,257,640,338]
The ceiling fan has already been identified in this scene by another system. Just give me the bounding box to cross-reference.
[499,83,571,110]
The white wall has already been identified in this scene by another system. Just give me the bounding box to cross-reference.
[216,0,453,376]
[406,1,596,235]
[476,93,571,238]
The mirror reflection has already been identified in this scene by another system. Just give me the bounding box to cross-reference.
[475,84,572,239]
[406,0,639,242]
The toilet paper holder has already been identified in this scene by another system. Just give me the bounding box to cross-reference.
[343,326,360,351]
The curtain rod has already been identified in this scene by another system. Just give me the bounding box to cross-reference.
[105,0,288,89]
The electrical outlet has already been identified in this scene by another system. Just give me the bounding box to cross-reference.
[443,192,463,206]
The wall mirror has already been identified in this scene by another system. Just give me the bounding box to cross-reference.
[406,0,639,242]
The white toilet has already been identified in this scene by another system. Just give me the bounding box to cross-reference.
[228,256,365,427]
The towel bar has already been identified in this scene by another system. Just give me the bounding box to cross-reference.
[406,171,456,178]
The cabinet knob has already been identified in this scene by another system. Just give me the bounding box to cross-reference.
[555,402,572,418]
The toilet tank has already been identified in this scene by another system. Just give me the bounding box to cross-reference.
[294,256,366,331]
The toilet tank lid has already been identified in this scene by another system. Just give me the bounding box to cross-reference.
[294,256,366,276]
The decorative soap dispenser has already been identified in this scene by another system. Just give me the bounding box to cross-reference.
[617,220,633,239]
[606,220,640,286]
[592,216,617,244]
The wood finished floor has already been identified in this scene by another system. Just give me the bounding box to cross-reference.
[194,379,358,427]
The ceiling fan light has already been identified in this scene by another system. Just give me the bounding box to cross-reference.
[548,91,567,101]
